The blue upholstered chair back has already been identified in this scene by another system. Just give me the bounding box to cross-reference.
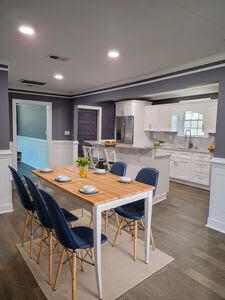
[110,161,127,177]
[39,189,82,249]
[25,177,52,229]
[8,166,34,211]
[136,167,159,197]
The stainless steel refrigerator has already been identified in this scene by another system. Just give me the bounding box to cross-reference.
[115,116,134,144]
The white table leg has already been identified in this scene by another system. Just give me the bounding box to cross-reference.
[37,178,42,188]
[144,190,153,263]
[93,206,103,299]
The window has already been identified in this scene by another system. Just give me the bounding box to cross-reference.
[178,111,204,136]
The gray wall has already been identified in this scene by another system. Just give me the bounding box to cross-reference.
[0,70,9,150]
[73,100,115,140]
[73,67,225,158]
[17,104,47,139]
[9,92,74,141]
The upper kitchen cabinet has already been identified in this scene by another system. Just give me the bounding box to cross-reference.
[205,100,218,134]
[144,106,160,131]
[115,101,135,116]
[159,106,178,132]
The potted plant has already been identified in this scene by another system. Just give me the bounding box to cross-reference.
[76,157,91,178]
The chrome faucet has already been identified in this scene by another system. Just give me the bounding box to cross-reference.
[184,129,193,149]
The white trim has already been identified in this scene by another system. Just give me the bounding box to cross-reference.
[77,105,102,141]
[207,218,225,234]
[12,99,52,169]
[9,89,71,99]
[0,67,8,72]
[211,157,225,165]
[0,150,12,155]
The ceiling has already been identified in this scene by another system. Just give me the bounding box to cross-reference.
[143,83,219,100]
[1,0,225,95]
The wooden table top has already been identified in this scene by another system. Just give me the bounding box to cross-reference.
[32,166,154,206]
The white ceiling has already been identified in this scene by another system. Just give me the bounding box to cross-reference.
[143,83,219,100]
[1,0,225,95]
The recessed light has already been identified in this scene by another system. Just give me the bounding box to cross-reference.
[54,74,63,80]
[108,50,120,58]
[18,25,34,35]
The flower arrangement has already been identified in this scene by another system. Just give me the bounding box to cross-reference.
[76,157,91,178]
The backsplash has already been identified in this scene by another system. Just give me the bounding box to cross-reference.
[149,132,215,153]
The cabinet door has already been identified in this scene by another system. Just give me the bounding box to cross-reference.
[124,102,135,116]
[176,159,192,181]
[159,106,177,132]
[115,102,124,116]
[205,102,218,134]
[169,158,177,178]
[144,106,159,131]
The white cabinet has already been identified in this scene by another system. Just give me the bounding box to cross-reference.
[158,106,177,132]
[144,106,159,131]
[115,101,135,116]
[205,101,218,133]
[160,149,211,187]
[144,105,177,132]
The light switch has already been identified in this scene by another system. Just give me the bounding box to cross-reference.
[65,131,70,136]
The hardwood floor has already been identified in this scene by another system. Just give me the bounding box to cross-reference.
[1,182,225,299]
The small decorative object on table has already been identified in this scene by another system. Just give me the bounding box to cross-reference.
[76,157,91,178]
[208,145,215,153]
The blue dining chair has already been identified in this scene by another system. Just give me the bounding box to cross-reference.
[102,161,128,234]
[40,189,107,299]
[110,161,127,177]
[24,176,79,284]
[113,167,159,261]
[9,166,37,258]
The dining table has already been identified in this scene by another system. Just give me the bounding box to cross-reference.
[33,166,154,299]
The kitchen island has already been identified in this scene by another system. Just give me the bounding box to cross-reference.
[89,141,171,204]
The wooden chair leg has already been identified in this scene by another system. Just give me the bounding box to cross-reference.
[81,208,84,217]
[133,221,137,261]
[89,213,93,228]
[113,217,124,246]
[53,247,65,291]
[49,231,53,284]
[115,213,119,227]
[104,211,108,236]
[21,211,30,247]
[37,227,46,264]
[29,213,34,258]
[150,230,156,250]
[71,252,77,300]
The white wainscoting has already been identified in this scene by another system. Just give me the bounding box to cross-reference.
[17,136,48,169]
[207,157,225,234]
[51,140,79,168]
[0,150,13,214]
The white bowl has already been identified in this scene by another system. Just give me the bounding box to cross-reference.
[94,168,106,174]
[119,176,132,183]
[81,185,97,193]
[55,175,71,182]
[40,168,53,173]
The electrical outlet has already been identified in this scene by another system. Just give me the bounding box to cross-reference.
[64,131,70,136]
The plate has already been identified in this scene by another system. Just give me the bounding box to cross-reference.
[40,168,53,173]
[118,176,132,183]
[79,187,99,195]
[55,175,72,183]
[94,168,106,174]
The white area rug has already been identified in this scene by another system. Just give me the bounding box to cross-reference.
[17,209,174,299]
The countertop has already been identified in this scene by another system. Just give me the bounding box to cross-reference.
[157,146,213,155]
[88,141,154,150]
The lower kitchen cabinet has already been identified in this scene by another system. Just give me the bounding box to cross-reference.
[157,149,212,188]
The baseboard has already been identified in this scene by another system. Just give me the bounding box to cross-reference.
[0,203,13,214]
[207,217,225,234]
[170,178,210,191]
[153,193,167,205]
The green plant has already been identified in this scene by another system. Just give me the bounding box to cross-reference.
[76,157,91,167]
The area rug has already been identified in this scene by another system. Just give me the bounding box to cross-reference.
[17,209,174,299]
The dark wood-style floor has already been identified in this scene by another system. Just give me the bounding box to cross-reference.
[1,182,225,299]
